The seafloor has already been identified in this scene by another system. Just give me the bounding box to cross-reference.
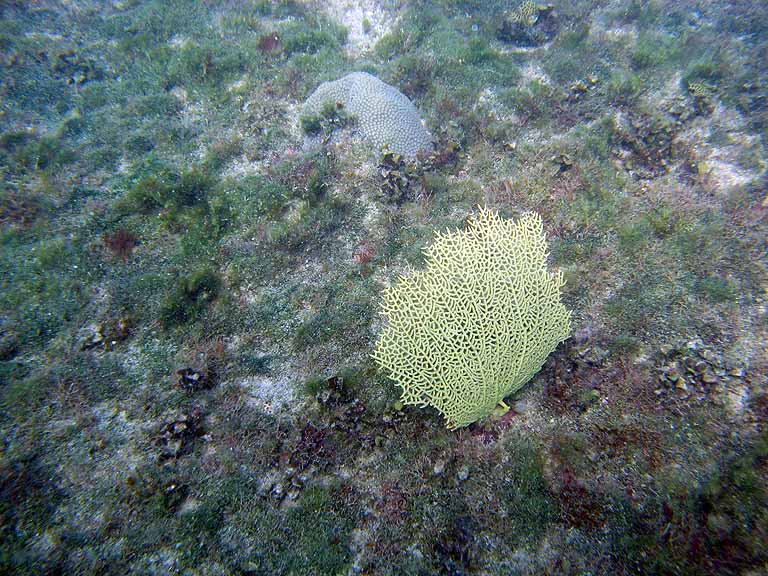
[0,1,766,574]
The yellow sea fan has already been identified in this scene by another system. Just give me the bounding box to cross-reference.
[372,207,571,429]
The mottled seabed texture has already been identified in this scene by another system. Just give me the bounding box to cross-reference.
[0,1,767,575]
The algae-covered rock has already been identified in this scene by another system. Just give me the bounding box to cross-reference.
[301,71,433,158]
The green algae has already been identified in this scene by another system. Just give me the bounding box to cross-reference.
[0,0,766,574]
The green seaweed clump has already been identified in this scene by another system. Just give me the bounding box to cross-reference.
[159,268,221,329]
[123,167,214,214]
[300,99,351,136]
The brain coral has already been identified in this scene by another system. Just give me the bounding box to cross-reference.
[301,71,433,158]
[372,208,571,429]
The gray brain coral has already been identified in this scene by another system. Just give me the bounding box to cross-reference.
[301,71,433,158]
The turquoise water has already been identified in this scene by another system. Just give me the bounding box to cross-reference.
[1,1,766,574]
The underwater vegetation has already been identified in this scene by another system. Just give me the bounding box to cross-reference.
[0,0,766,575]
[373,208,571,429]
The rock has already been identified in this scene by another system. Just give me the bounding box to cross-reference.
[699,348,715,362]
[286,489,301,501]
[316,375,350,407]
[433,459,448,476]
[457,466,470,482]
[686,339,704,351]
[257,481,273,498]
[154,407,204,460]
[666,369,681,382]
[175,367,211,393]
[659,344,675,357]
